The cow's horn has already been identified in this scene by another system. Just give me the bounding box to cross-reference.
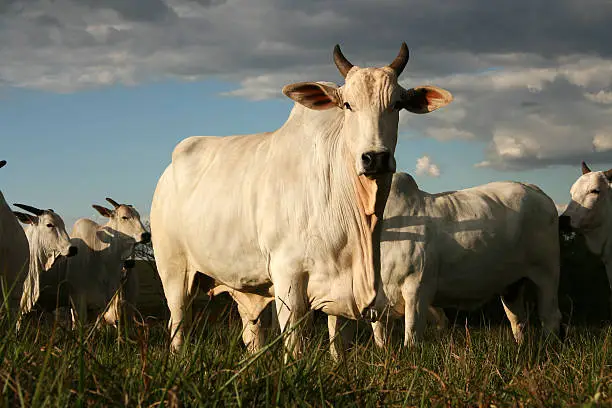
[333,44,354,78]
[581,161,591,175]
[106,197,121,208]
[388,42,409,77]
[603,168,612,181]
[13,203,44,216]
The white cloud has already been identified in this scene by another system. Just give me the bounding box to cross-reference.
[425,127,475,141]
[593,132,612,152]
[415,156,441,178]
[584,90,612,104]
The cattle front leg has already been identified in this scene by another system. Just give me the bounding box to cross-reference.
[401,282,431,347]
[327,315,354,362]
[272,272,308,361]
[237,303,265,354]
[530,268,561,338]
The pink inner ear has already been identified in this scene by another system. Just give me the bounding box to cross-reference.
[425,88,452,111]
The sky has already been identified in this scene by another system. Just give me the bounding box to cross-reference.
[1,0,611,227]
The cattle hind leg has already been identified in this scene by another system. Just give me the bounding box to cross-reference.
[500,278,528,344]
[401,280,432,347]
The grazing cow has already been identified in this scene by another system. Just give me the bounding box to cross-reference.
[12,203,77,323]
[328,172,561,355]
[0,160,30,317]
[150,42,453,355]
[25,198,149,327]
[65,198,150,327]
[560,161,612,315]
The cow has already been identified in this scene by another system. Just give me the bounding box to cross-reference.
[150,42,454,356]
[12,203,77,326]
[65,198,150,328]
[0,160,30,318]
[560,161,612,316]
[326,172,561,356]
[23,198,149,329]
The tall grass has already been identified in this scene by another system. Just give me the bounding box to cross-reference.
[1,307,610,407]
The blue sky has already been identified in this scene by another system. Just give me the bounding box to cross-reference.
[1,0,611,227]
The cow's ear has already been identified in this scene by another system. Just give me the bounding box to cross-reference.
[282,82,341,111]
[92,205,113,218]
[13,211,37,225]
[400,86,453,114]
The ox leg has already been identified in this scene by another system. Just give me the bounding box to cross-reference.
[160,268,196,352]
[273,272,308,361]
[327,315,354,362]
[401,281,431,347]
[530,269,561,338]
[426,306,449,332]
[237,303,265,354]
[70,294,88,329]
[605,261,612,319]
[501,280,528,344]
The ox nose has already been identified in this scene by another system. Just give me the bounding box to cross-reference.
[140,232,151,243]
[67,246,78,257]
[361,151,392,176]
[123,259,136,269]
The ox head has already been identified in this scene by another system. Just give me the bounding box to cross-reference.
[13,204,77,268]
[561,161,612,230]
[282,43,453,178]
[92,197,150,245]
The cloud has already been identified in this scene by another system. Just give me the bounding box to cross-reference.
[1,0,612,169]
[415,156,440,178]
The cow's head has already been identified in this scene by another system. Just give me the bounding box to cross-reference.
[93,197,150,245]
[282,43,453,178]
[13,204,77,269]
[561,161,612,230]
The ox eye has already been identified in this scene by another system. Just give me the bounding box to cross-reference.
[122,216,129,220]
[46,223,54,228]
[591,189,600,195]
[343,102,352,111]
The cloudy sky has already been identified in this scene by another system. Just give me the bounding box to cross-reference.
[1,0,611,225]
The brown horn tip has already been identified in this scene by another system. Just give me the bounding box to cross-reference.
[603,168,612,181]
[333,44,354,78]
[0,160,6,169]
[388,42,409,77]
[105,197,121,208]
[581,161,591,175]
[13,203,44,216]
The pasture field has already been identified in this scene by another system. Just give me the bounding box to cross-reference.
[2,298,610,407]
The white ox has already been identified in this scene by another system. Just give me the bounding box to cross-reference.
[150,43,453,354]
[327,172,562,354]
[560,161,612,316]
[26,198,149,327]
[0,160,30,317]
[12,203,77,323]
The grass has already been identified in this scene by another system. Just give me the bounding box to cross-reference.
[1,306,610,407]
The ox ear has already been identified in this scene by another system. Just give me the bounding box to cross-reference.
[282,82,341,111]
[13,211,37,225]
[400,86,453,114]
[92,205,113,218]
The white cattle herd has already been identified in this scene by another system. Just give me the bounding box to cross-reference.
[0,44,610,360]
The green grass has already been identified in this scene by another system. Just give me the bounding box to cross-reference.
[1,309,610,407]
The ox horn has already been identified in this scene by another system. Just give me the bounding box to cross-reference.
[0,160,6,169]
[603,168,612,181]
[106,197,121,208]
[388,42,409,77]
[13,203,44,216]
[581,161,591,175]
[333,44,354,78]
